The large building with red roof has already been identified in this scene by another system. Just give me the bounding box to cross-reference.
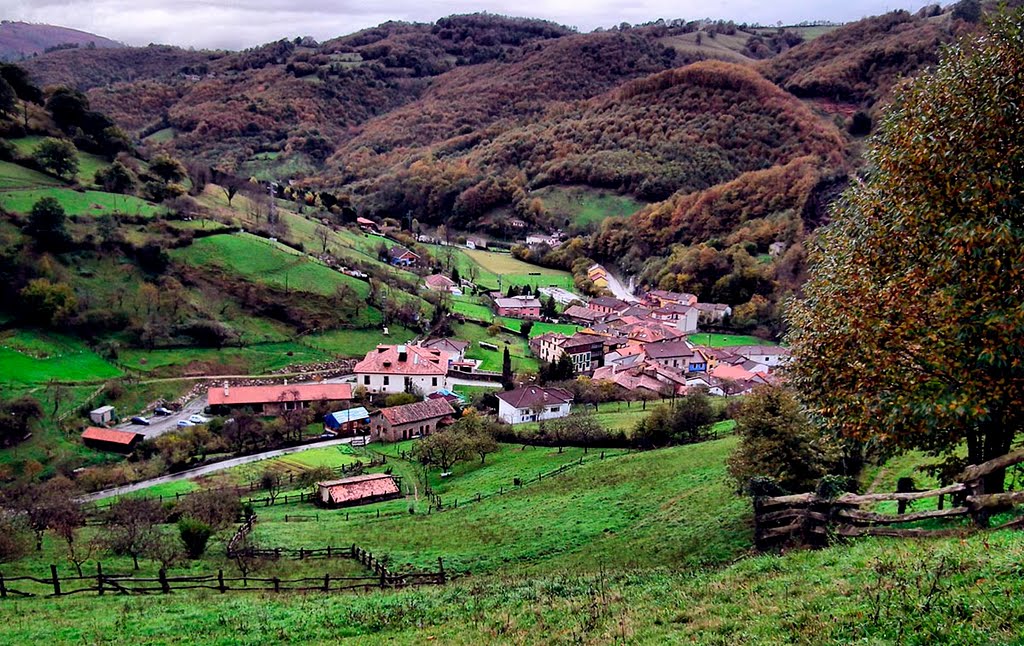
[207,382,352,415]
[81,427,144,453]
[354,344,448,395]
[371,397,456,442]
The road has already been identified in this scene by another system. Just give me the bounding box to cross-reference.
[605,270,638,302]
[117,394,209,439]
[78,437,355,502]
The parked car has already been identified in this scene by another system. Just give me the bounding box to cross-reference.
[130,416,151,426]
[188,414,209,424]
[176,420,195,428]
[154,407,173,416]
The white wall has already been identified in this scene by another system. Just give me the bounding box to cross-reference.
[498,399,572,425]
[357,373,446,394]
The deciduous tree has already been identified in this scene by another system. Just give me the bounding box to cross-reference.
[33,137,78,180]
[787,15,1024,494]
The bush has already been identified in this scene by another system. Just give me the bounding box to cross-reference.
[177,517,213,558]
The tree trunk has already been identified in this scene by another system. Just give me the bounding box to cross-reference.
[133,554,140,570]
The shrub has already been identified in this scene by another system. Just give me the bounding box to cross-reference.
[177,517,213,558]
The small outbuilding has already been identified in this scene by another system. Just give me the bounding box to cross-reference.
[316,473,402,508]
[89,405,116,425]
[81,427,144,453]
[323,407,371,435]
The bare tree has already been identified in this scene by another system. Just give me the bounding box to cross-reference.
[175,489,241,532]
[104,498,165,569]
[316,222,331,255]
[260,470,283,505]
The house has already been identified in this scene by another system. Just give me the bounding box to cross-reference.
[496,386,574,425]
[354,344,448,395]
[388,245,421,266]
[356,217,379,233]
[419,338,469,364]
[588,296,629,315]
[650,303,700,333]
[494,296,542,319]
[525,233,562,248]
[316,473,401,508]
[562,304,603,324]
[592,365,666,395]
[423,274,457,292]
[587,264,609,289]
[371,397,456,442]
[694,302,732,323]
[644,341,707,372]
[323,407,371,435]
[604,343,646,368]
[466,237,488,250]
[81,427,143,453]
[89,405,116,426]
[508,218,528,229]
[644,290,698,307]
[427,389,465,407]
[530,332,603,374]
[207,383,353,415]
[732,345,791,367]
[769,241,787,258]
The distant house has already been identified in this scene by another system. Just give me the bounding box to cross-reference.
[81,427,143,453]
[644,290,698,307]
[525,233,562,248]
[466,237,488,250]
[354,344,448,395]
[650,303,699,333]
[494,296,542,319]
[388,245,421,266]
[769,241,787,258]
[496,386,574,425]
[694,302,732,323]
[732,345,791,367]
[562,304,602,324]
[588,296,629,315]
[587,264,609,289]
[419,338,469,363]
[356,217,379,233]
[529,331,602,372]
[89,405,115,426]
[423,274,457,292]
[207,383,352,415]
[371,397,456,442]
[644,340,707,372]
[316,474,401,508]
[508,218,527,229]
[323,407,371,435]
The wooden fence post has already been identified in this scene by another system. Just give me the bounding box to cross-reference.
[218,569,226,593]
[159,569,170,594]
[438,558,445,584]
[299,548,304,560]
[326,545,332,558]
[323,573,330,592]
[0,572,6,599]
[96,563,103,596]
[50,565,61,596]
[273,577,280,593]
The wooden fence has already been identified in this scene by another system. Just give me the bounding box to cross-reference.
[0,561,445,599]
[755,449,1024,550]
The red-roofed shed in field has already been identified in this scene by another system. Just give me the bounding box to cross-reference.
[81,427,144,453]
[316,473,402,508]
[207,382,352,416]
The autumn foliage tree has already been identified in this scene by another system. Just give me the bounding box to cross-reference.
[786,14,1024,493]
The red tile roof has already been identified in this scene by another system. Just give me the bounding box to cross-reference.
[319,473,400,504]
[81,427,143,445]
[354,345,447,376]
[207,383,352,406]
[379,398,455,426]
[496,386,574,410]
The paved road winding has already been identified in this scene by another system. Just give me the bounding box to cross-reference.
[79,437,354,502]
[605,270,638,302]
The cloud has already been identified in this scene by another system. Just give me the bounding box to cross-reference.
[7,0,928,50]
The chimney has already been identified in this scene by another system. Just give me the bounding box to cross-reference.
[397,345,408,362]
[284,379,288,385]
[224,381,229,397]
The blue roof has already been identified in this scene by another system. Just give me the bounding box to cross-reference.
[324,407,370,427]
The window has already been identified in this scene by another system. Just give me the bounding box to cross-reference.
[383,376,389,386]
[549,407,559,413]
[363,375,370,385]
[432,377,438,387]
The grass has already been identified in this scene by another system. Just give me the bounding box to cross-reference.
[688,333,778,347]
[0,329,121,386]
[453,322,538,373]
[8,135,111,186]
[0,186,165,217]
[301,327,415,358]
[171,233,372,302]
[0,160,62,188]
[438,246,576,292]
[534,185,646,228]
[143,127,176,143]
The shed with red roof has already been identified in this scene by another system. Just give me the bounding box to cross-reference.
[81,427,144,453]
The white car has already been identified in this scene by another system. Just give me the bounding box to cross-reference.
[176,420,195,428]
[188,414,209,424]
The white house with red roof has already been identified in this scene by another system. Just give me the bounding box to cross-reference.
[354,344,448,395]
[496,386,574,425]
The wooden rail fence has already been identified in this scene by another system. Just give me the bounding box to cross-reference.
[755,449,1024,550]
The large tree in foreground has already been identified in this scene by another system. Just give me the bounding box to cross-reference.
[786,14,1024,493]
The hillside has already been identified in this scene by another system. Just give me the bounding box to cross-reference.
[0,21,122,62]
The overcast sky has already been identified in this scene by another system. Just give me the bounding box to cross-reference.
[8,0,931,50]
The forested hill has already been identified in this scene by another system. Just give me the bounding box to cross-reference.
[0,22,123,62]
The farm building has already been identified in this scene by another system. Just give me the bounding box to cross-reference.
[587,264,609,289]
[316,473,402,508]
[89,405,115,425]
[323,407,370,435]
[496,386,574,425]
[388,245,421,266]
[356,217,379,232]
[494,296,541,319]
[423,274,457,292]
[418,338,469,363]
[81,427,143,453]
[354,344,448,394]
[207,382,352,415]
[371,398,455,442]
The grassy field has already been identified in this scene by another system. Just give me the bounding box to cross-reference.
[534,185,646,228]
[688,333,778,347]
[453,321,538,372]
[301,327,415,358]
[0,329,122,386]
[0,160,62,188]
[0,186,165,217]
[8,135,111,186]
[438,246,576,292]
